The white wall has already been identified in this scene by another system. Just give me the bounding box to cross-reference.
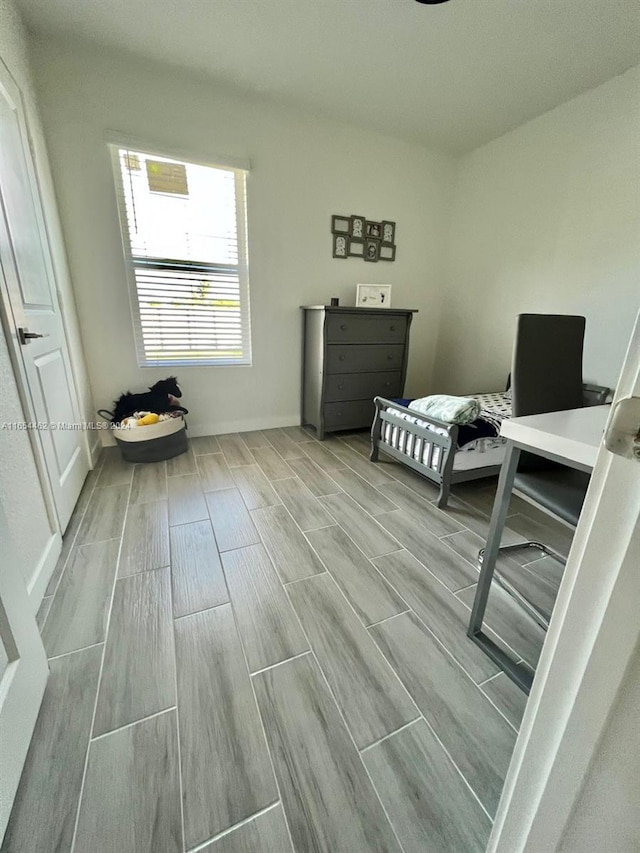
[558,641,640,853]
[433,66,640,396]
[30,37,455,437]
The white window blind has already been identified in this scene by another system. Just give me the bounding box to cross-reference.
[110,145,251,367]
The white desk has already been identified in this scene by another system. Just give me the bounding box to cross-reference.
[467,406,609,692]
[500,406,608,470]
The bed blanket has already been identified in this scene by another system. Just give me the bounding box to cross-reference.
[408,394,480,425]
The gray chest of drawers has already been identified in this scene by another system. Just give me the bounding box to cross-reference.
[301,306,417,439]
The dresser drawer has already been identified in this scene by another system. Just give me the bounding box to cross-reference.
[323,399,376,430]
[326,344,405,374]
[324,371,402,402]
[326,313,408,344]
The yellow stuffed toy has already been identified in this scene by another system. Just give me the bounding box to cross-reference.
[137,412,160,426]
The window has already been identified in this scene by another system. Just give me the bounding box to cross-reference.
[110,145,251,366]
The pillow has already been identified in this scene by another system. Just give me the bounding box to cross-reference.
[408,394,481,425]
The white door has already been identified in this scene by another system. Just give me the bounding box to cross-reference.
[0,501,49,843]
[490,311,640,852]
[0,61,87,533]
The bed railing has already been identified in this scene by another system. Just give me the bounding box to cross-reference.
[370,397,459,507]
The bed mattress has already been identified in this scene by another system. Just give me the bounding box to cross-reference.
[381,392,511,473]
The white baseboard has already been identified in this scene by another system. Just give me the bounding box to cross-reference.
[27,531,62,613]
[187,413,302,437]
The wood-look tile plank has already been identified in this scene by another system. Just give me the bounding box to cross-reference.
[445,530,560,619]
[200,805,293,853]
[271,477,333,532]
[338,432,371,458]
[262,428,306,461]
[506,510,574,559]
[95,447,134,487]
[370,612,516,815]
[251,505,326,583]
[287,456,343,497]
[481,674,528,730]
[221,544,309,672]
[306,526,407,626]
[42,539,120,657]
[175,604,277,847]
[44,462,104,595]
[170,521,229,618]
[75,710,182,853]
[324,439,395,486]
[76,483,129,545]
[301,440,344,471]
[239,429,270,449]
[288,574,418,748]
[167,473,208,527]
[191,435,221,455]
[378,481,464,537]
[231,464,281,510]
[328,467,398,516]
[205,488,260,552]
[362,719,491,853]
[251,446,295,481]
[129,461,167,504]
[218,432,255,467]
[386,461,441,502]
[166,448,197,476]
[254,653,402,853]
[93,567,175,736]
[376,511,478,591]
[2,646,102,853]
[444,496,536,564]
[45,509,82,596]
[320,493,401,558]
[372,550,498,682]
[197,452,235,492]
[118,500,169,577]
[282,425,316,444]
[457,584,546,668]
[451,481,510,516]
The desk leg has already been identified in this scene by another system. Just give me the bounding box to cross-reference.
[467,442,533,694]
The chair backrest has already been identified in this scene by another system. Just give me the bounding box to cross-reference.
[511,314,585,417]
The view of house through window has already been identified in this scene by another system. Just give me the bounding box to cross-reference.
[111,146,251,366]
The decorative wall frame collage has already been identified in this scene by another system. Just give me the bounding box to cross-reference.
[331,214,397,262]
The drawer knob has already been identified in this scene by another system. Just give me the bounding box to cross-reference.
[390,325,396,331]
[340,324,347,330]
[387,354,393,360]
[339,355,346,361]
[337,384,344,390]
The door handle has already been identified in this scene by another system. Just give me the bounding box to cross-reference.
[18,328,49,345]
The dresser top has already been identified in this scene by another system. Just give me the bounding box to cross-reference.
[301,306,418,314]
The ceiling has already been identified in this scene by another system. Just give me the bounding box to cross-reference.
[16,0,640,153]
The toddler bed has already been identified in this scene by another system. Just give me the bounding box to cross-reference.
[370,392,511,508]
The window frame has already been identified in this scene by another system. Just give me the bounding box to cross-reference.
[109,142,252,368]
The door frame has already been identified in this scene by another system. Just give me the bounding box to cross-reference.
[489,313,640,851]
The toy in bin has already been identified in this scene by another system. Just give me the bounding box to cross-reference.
[97,377,189,463]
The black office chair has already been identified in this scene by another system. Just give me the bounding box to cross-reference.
[482,314,608,627]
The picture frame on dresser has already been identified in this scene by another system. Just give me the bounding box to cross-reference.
[356,284,392,308]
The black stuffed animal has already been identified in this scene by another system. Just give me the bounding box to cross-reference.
[99,377,189,424]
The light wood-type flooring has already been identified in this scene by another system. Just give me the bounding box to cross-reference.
[4,427,571,853]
